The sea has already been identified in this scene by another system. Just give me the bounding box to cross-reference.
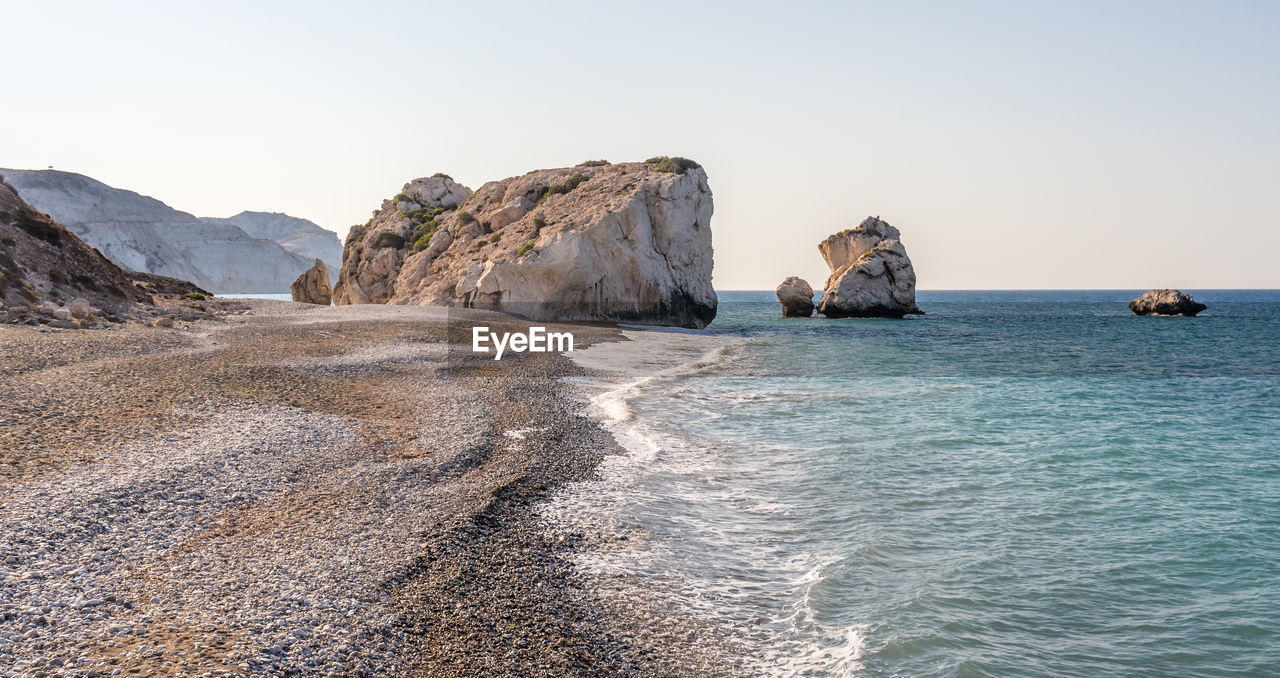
[557,290,1280,678]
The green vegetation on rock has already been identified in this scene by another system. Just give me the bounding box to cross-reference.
[371,232,406,249]
[535,173,588,207]
[577,160,610,167]
[645,156,701,174]
[183,292,208,301]
[410,220,438,244]
[401,206,449,223]
[517,239,537,257]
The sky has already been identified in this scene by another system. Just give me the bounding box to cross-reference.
[2,0,1278,289]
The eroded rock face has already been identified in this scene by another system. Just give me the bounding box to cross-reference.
[816,217,922,318]
[334,161,717,329]
[291,259,332,305]
[201,212,342,284]
[1130,289,1206,316]
[2,169,316,293]
[0,176,148,321]
[776,276,814,317]
[332,175,471,306]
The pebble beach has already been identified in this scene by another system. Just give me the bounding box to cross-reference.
[0,301,745,677]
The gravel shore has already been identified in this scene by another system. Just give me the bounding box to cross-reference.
[0,302,747,677]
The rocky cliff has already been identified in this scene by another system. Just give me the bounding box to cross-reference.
[0,175,147,322]
[334,159,717,328]
[201,211,341,283]
[1,169,315,293]
[817,216,922,318]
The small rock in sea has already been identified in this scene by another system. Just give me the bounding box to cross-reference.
[1129,289,1206,316]
[775,276,815,317]
[816,216,923,318]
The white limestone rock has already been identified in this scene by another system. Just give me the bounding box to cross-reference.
[776,276,815,317]
[335,161,717,328]
[1,169,315,293]
[817,216,922,318]
[200,212,342,284]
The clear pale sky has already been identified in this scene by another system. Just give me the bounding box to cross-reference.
[3,0,1278,289]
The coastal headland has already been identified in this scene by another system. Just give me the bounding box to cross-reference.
[0,301,744,677]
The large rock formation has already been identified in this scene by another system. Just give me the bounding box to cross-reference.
[1130,289,1206,316]
[1,169,316,293]
[201,211,341,283]
[0,176,147,322]
[776,276,814,317]
[816,217,922,318]
[334,160,717,328]
[291,259,332,305]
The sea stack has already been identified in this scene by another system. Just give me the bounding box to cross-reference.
[333,158,717,329]
[1129,289,1206,316]
[776,276,814,317]
[291,259,333,305]
[816,216,922,318]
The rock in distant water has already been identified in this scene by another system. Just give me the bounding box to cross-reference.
[1129,289,1206,316]
[776,276,814,317]
[816,217,922,318]
[334,160,717,329]
[291,259,333,305]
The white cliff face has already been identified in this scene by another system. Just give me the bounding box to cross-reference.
[334,161,717,328]
[0,177,146,316]
[1,169,315,294]
[816,217,922,318]
[201,212,342,283]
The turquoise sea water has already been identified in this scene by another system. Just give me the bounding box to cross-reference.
[566,291,1280,677]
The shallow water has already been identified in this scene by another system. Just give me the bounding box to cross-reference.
[560,291,1280,677]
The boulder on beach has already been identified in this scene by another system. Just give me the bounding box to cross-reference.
[816,217,922,318]
[776,276,814,317]
[291,259,333,305]
[1129,289,1206,316]
[333,158,717,329]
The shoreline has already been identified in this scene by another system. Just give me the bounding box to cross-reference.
[0,302,747,676]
